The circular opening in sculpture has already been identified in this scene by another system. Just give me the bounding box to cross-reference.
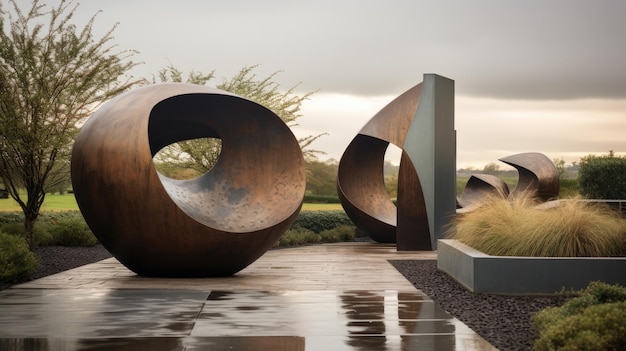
[384,144,401,203]
[144,91,305,234]
[153,137,222,180]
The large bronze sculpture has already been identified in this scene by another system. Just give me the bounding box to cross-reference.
[337,74,456,250]
[71,84,306,277]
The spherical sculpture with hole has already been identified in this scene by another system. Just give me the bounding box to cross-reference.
[71,84,306,277]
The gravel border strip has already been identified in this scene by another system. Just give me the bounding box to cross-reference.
[390,260,568,351]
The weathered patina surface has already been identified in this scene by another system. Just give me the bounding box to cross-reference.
[71,84,305,277]
[337,74,456,250]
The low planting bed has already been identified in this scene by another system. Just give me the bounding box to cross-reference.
[441,194,626,295]
[437,239,626,295]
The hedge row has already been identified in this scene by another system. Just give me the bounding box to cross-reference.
[578,155,626,199]
[291,210,354,233]
[0,212,98,247]
[303,195,340,203]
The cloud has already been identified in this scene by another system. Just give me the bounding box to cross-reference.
[27,0,626,170]
[455,96,626,167]
[296,93,626,168]
[59,0,626,100]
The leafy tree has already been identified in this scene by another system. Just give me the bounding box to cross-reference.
[152,65,326,177]
[553,157,567,179]
[0,0,141,246]
[482,162,500,174]
[305,159,338,196]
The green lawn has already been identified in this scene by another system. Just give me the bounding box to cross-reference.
[0,193,342,212]
[0,193,78,212]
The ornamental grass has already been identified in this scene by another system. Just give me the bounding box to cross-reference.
[449,194,626,257]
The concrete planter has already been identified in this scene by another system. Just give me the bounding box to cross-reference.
[437,239,626,295]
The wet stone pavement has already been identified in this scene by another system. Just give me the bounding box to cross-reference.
[0,243,498,351]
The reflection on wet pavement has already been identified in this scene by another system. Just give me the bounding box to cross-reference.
[0,289,496,350]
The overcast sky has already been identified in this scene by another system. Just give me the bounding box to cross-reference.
[30,0,626,168]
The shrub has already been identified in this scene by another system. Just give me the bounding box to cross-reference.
[533,282,626,351]
[31,223,56,246]
[0,211,88,247]
[275,224,359,248]
[292,210,354,233]
[275,227,320,247]
[0,232,38,283]
[38,211,84,224]
[0,222,25,236]
[50,218,98,247]
[578,154,626,199]
[559,178,580,198]
[0,212,23,224]
[319,225,357,242]
[0,222,54,247]
[303,195,341,203]
[534,301,626,350]
[449,194,626,257]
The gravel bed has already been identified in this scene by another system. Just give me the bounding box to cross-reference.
[390,260,568,351]
[1,245,569,350]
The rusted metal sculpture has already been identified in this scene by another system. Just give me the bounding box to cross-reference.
[456,152,560,211]
[456,174,510,213]
[71,84,306,277]
[500,152,560,201]
[337,74,456,250]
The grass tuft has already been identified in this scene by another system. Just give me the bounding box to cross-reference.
[448,193,626,257]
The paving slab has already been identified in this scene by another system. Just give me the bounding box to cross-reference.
[0,242,497,350]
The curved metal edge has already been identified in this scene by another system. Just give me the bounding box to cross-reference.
[337,135,397,243]
[457,174,510,210]
[499,152,560,201]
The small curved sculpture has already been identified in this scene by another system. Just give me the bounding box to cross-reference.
[499,152,560,201]
[457,152,560,213]
[456,174,510,212]
[71,84,306,277]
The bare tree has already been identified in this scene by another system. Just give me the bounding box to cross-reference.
[0,0,142,246]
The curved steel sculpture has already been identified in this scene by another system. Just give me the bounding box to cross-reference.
[337,135,399,243]
[456,174,510,212]
[457,152,560,212]
[71,83,306,277]
[499,152,560,201]
[337,84,424,245]
[337,74,456,250]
